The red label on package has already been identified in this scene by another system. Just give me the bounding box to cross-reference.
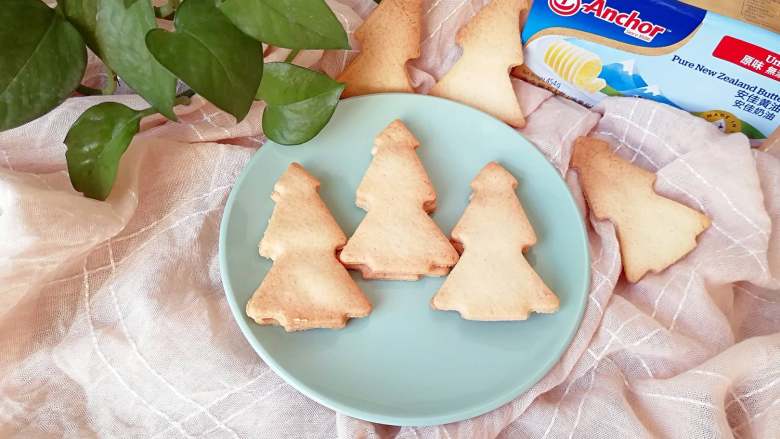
[713,35,780,82]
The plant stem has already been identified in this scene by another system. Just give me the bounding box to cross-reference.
[77,84,103,96]
[177,89,196,99]
[76,67,117,96]
[102,68,117,95]
[285,49,300,63]
[173,96,192,107]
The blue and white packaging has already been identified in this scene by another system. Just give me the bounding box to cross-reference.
[518,0,780,139]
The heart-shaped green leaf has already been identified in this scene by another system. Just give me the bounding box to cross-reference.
[0,0,86,131]
[65,102,153,200]
[257,63,344,145]
[94,0,177,119]
[62,0,100,55]
[217,0,349,50]
[146,0,263,121]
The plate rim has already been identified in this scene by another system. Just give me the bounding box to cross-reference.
[219,92,590,427]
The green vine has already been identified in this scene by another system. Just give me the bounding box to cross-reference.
[0,0,350,200]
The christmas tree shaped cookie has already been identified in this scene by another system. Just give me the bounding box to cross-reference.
[432,163,559,320]
[247,163,372,331]
[340,120,459,280]
[429,0,528,127]
[571,136,711,283]
[337,0,422,97]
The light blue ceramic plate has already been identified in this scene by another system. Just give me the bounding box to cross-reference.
[219,93,589,427]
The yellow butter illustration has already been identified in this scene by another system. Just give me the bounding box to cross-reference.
[544,40,607,93]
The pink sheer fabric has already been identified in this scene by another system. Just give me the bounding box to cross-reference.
[1,1,777,437]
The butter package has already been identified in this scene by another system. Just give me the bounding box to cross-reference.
[517,0,780,140]
[679,0,780,33]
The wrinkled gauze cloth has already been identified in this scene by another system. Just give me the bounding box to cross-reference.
[1,0,779,438]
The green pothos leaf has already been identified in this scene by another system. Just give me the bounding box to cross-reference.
[146,0,263,121]
[257,63,344,145]
[94,0,177,119]
[65,102,154,200]
[217,0,349,49]
[0,0,86,131]
[62,0,101,55]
